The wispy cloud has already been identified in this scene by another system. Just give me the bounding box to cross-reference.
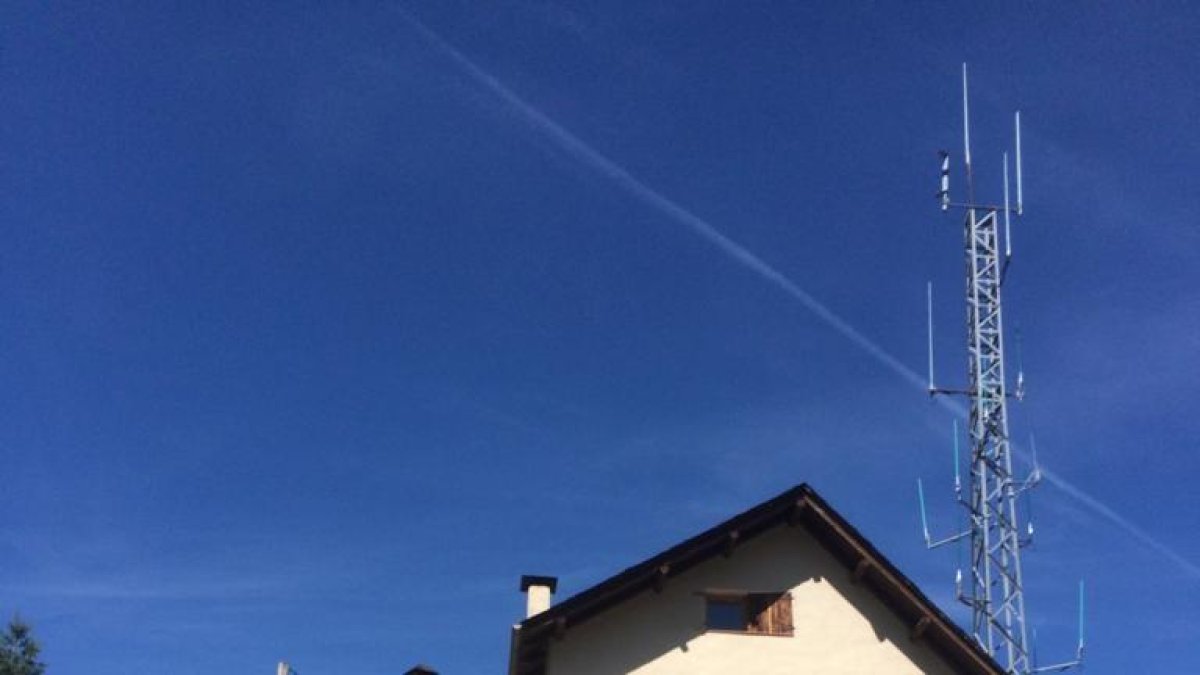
[392,8,1200,582]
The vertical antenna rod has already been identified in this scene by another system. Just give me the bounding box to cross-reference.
[953,419,961,494]
[1015,111,1023,215]
[1078,580,1086,658]
[927,281,936,392]
[918,66,1085,675]
[1004,153,1013,260]
[963,63,972,170]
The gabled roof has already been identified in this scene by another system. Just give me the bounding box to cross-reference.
[510,484,1003,675]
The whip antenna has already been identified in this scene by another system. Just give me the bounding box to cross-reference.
[917,66,1084,674]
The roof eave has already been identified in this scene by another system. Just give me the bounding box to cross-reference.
[511,484,1003,675]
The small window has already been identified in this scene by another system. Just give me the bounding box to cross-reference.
[705,597,745,630]
[703,591,793,636]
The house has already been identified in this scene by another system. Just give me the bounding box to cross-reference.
[507,484,1002,674]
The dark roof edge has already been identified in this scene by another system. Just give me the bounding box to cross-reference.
[513,483,1002,675]
[800,487,1002,674]
[519,485,809,631]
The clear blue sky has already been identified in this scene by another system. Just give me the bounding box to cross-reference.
[2,2,1197,672]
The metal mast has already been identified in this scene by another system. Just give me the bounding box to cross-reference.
[961,201,1029,671]
[919,65,1083,675]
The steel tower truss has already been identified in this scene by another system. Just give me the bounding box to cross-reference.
[961,206,1029,671]
[920,65,1083,675]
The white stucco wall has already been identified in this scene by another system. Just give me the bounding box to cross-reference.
[545,526,956,675]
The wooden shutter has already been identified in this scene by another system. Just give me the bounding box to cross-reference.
[746,592,793,636]
[746,594,770,633]
[771,592,794,635]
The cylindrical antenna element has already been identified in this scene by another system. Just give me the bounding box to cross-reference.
[1003,152,1012,258]
[940,153,950,211]
[1078,579,1086,649]
[962,64,972,169]
[917,478,931,543]
[1015,327,1027,401]
[927,281,936,391]
[1015,110,1023,215]
[952,419,961,492]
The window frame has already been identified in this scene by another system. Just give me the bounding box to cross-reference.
[699,589,794,637]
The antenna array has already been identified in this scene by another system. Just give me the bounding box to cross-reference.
[919,64,1084,675]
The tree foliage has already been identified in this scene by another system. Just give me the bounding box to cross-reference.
[0,616,45,675]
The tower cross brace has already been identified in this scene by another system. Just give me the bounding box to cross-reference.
[962,207,1029,672]
[922,64,1085,675]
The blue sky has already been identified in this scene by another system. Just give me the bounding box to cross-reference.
[1,2,1197,672]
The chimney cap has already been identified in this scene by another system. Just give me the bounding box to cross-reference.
[404,666,438,675]
[520,575,558,593]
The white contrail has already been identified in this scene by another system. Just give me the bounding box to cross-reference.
[395,8,925,392]
[1039,465,1200,579]
[395,8,1200,581]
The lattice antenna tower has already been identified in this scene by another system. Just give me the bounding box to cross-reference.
[916,64,1085,674]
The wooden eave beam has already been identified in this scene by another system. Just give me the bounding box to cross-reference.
[722,530,741,558]
[651,564,670,593]
[911,615,933,641]
[851,557,872,584]
[804,498,1003,675]
[786,498,810,526]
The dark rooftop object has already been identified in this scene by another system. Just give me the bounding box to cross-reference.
[520,575,558,593]
[404,665,437,675]
[509,484,1005,675]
